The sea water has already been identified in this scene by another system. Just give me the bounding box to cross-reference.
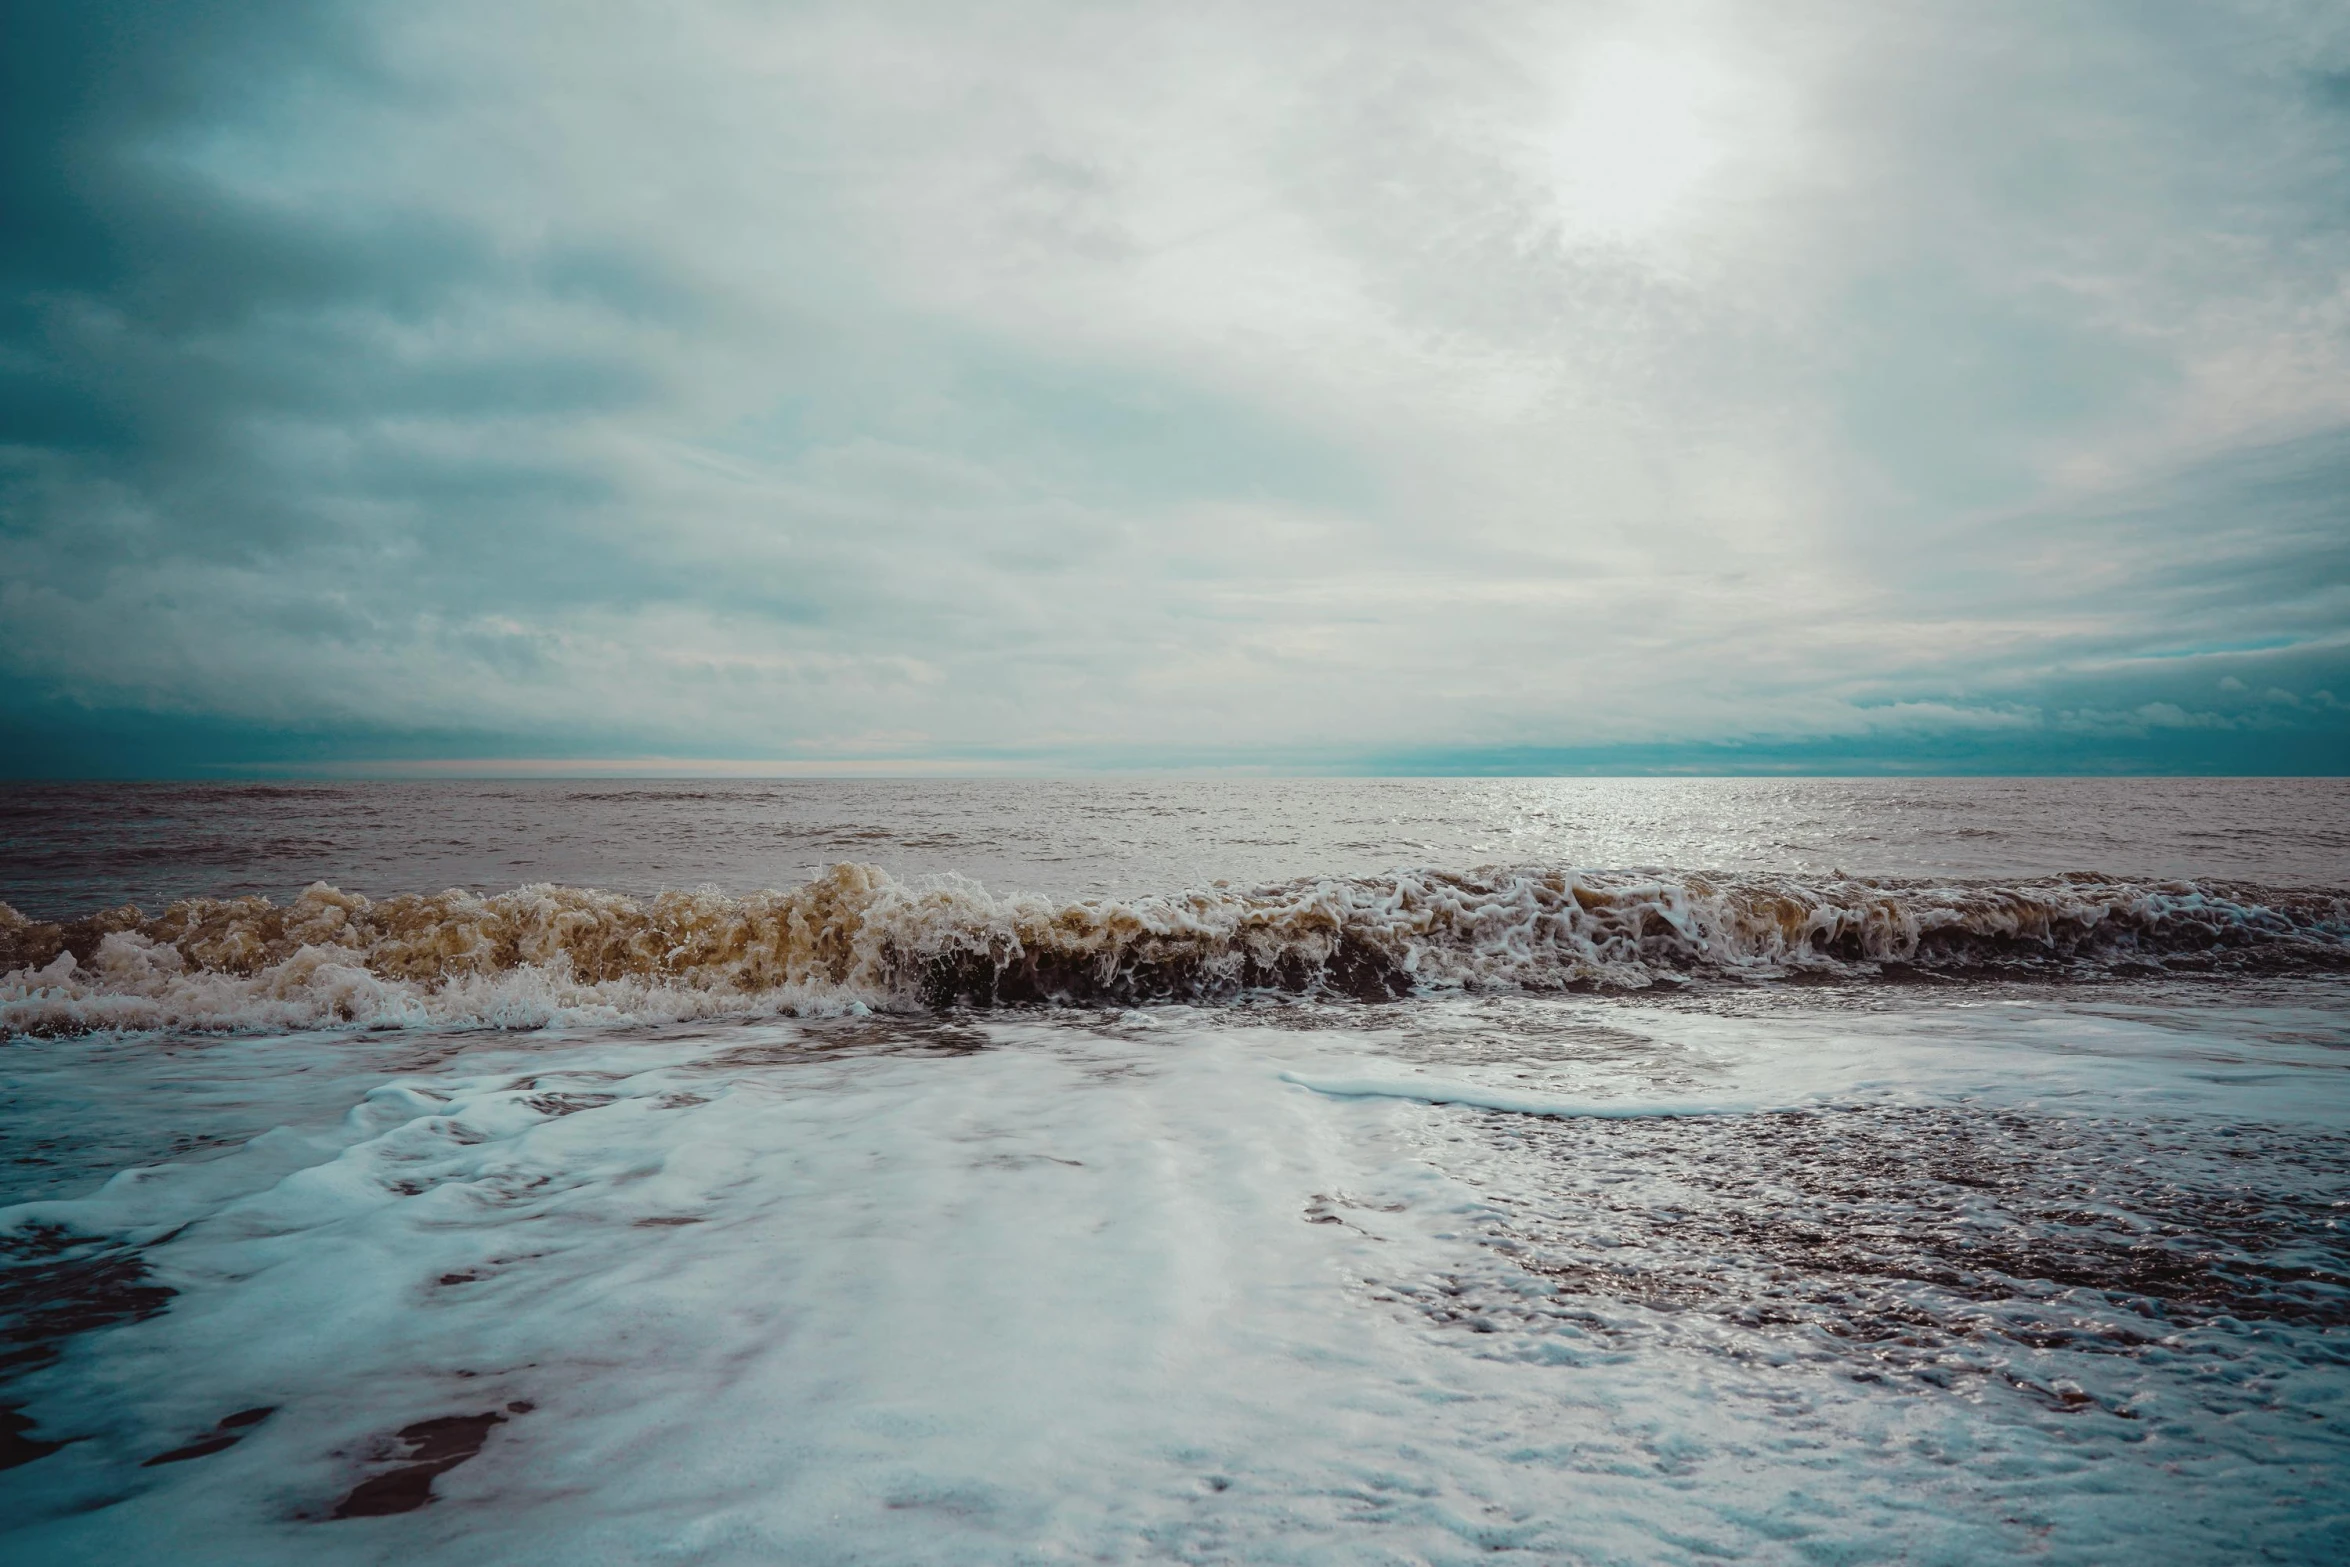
[2,779,2346,1563]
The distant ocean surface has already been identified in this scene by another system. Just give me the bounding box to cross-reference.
[3,778,2347,1564]
[8,776,2350,910]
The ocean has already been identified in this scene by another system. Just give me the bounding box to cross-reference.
[2,777,2346,1563]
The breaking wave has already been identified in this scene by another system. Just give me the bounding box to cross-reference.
[2,864,2345,1036]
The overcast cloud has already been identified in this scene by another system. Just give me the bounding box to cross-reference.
[4,0,2348,773]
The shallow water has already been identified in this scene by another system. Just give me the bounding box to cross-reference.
[2,780,2346,1562]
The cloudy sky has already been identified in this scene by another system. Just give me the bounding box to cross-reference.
[5,0,2348,775]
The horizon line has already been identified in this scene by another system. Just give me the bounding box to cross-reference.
[6,757,2348,782]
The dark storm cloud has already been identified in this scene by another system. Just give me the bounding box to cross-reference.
[0,0,678,576]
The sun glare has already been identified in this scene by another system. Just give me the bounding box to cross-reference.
[1542,41,1726,240]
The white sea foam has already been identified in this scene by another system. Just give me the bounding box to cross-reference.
[4,999,2346,1563]
[1278,1070,1772,1117]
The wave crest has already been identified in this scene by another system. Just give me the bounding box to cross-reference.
[3,864,2345,1035]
